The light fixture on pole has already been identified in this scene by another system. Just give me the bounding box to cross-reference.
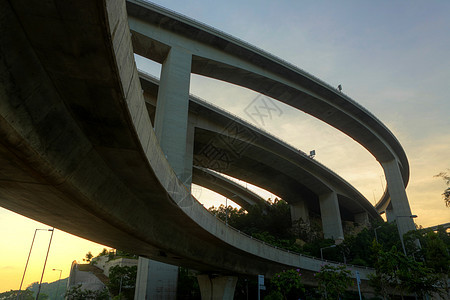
[374,226,382,243]
[52,268,62,300]
[320,244,337,260]
[225,197,228,226]
[396,215,417,255]
[36,228,55,300]
[17,228,53,300]
[225,194,237,226]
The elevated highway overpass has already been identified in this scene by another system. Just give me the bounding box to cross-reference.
[0,0,415,297]
[140,72,382,238]
[192,166,269,211]
[126,0,415,234]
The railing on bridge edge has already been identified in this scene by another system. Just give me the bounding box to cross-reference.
[201,199,373,271]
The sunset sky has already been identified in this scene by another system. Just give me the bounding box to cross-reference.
[1,0,449,293]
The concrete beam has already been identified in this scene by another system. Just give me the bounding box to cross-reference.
[319,192,344,241]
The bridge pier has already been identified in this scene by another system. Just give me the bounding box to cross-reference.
[153,45,192,184]
[134,258,178,299]
[319,192,344,241]
[382,159,415,236]
[355,212,370,226]
[290,200,309,226]
[135,46,193,299]
[197,274,238,300]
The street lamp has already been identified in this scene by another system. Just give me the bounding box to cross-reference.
[52,269,62,300]
[225,197,228,226]
[225,194,237,226]
[396,215,417,255]
[36,228,55,300]
[320,244,337,260]
[374,226,382,243]
[17,228,53,300]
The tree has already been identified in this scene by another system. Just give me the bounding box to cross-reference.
[177,267,201,299]
[98,248,109,256]
[65,285,109,300]
[269,269,304,299]
[85,251,93,262]
[315,264,353,300]
[0,289,34,299]
[404,227,450,297]
[369,244,441,299]
[435,169,450,207]
[107,265,137,300]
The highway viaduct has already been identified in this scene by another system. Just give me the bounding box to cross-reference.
[0,0,416,298]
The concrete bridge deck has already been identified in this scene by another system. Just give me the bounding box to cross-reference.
[0,0,376,280]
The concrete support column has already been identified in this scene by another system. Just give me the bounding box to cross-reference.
[355,212,369,227]
[290,200,309,226]
[183,117,196,191]
[134,257,178,300]
[197,274,238,300]
[385,203,396,223]
[381,159,415,236]
[319,192,344,241]
[154,46,192,186]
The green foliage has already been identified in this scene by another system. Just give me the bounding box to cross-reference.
[107,265,137,300]
[65,284,109,300]
[369,244,442,298]
[435,169,450,207]
[209,199,312,253]
[264,290,284,300]
[209,199,292,239]
[98,248,109,256]
[315,264,353,299]
[0,289,34,299]
[36,293,48,299]
[177,267,201,299]
[270,269,304,299]
[24,280,68,300]
[404,226,450,274]
[85,251,93,262]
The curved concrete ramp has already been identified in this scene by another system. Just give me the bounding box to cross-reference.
[192,167,269,211]
[0,0,373,279]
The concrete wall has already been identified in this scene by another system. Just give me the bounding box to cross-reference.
[66,262,105,293]
[92,256,138,277]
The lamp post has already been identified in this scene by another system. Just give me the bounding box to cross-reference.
[36,228,55,300]
[225,197,228,226]
[374,226,382,243]
[52,268,62,300]
[225,194,237,226]
[320,244,337,260]
[396,215,417,255]
[17,228,53,300]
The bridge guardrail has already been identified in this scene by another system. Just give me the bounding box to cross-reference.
[201,195,373,271]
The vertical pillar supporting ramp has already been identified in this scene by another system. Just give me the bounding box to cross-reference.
[290,199,310,227]
[154,46,192,186]
[135,46,192,300]
[197,274,238,300]
[319,192,344,241]
[382,159,415,237]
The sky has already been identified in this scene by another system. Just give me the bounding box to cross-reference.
[1,0,450,293]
